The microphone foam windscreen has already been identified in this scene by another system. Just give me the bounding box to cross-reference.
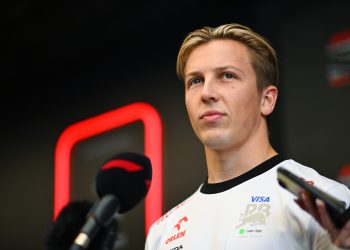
[95,152,152,213]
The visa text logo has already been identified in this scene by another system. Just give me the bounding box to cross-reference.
[251,196,270,203]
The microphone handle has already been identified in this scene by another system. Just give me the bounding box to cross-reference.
[70,195,119,250]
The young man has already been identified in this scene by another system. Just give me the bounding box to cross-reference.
[145,23,350,249]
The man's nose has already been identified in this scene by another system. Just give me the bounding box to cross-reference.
[201,80,219,102]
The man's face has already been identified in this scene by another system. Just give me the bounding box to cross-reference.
[184,39,265,151]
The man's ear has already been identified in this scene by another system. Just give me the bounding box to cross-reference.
[261,85,278,116]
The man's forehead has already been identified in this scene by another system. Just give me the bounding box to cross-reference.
[184,40,252,77]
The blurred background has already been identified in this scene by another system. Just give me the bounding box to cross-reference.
[3,0,350,249]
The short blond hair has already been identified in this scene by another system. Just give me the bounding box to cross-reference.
[176,23,278,90]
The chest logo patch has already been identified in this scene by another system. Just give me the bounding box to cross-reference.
[235,196,271,238]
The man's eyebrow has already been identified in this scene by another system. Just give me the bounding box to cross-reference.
[185,65,245,79]
[185,71,202,79]
[214,65,245,74]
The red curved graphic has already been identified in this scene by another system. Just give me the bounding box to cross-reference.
[102,159,143,171]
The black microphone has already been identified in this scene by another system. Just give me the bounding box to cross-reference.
[70,152,152,250]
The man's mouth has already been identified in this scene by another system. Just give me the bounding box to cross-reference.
[200,110,225,121]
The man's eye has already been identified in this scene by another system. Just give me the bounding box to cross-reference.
[190,78,202,85]
[222,72,235,79]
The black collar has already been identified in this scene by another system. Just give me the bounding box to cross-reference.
[200,154,286,194]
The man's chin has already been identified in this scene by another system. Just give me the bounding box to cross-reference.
[201,136,231,150]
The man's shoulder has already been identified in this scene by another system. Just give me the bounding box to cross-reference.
[149,186,201,230]
[279,159,350,201]
[145,187,202,249]
[277,159,320,177]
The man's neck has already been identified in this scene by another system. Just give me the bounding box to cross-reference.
[204,137,277,183]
